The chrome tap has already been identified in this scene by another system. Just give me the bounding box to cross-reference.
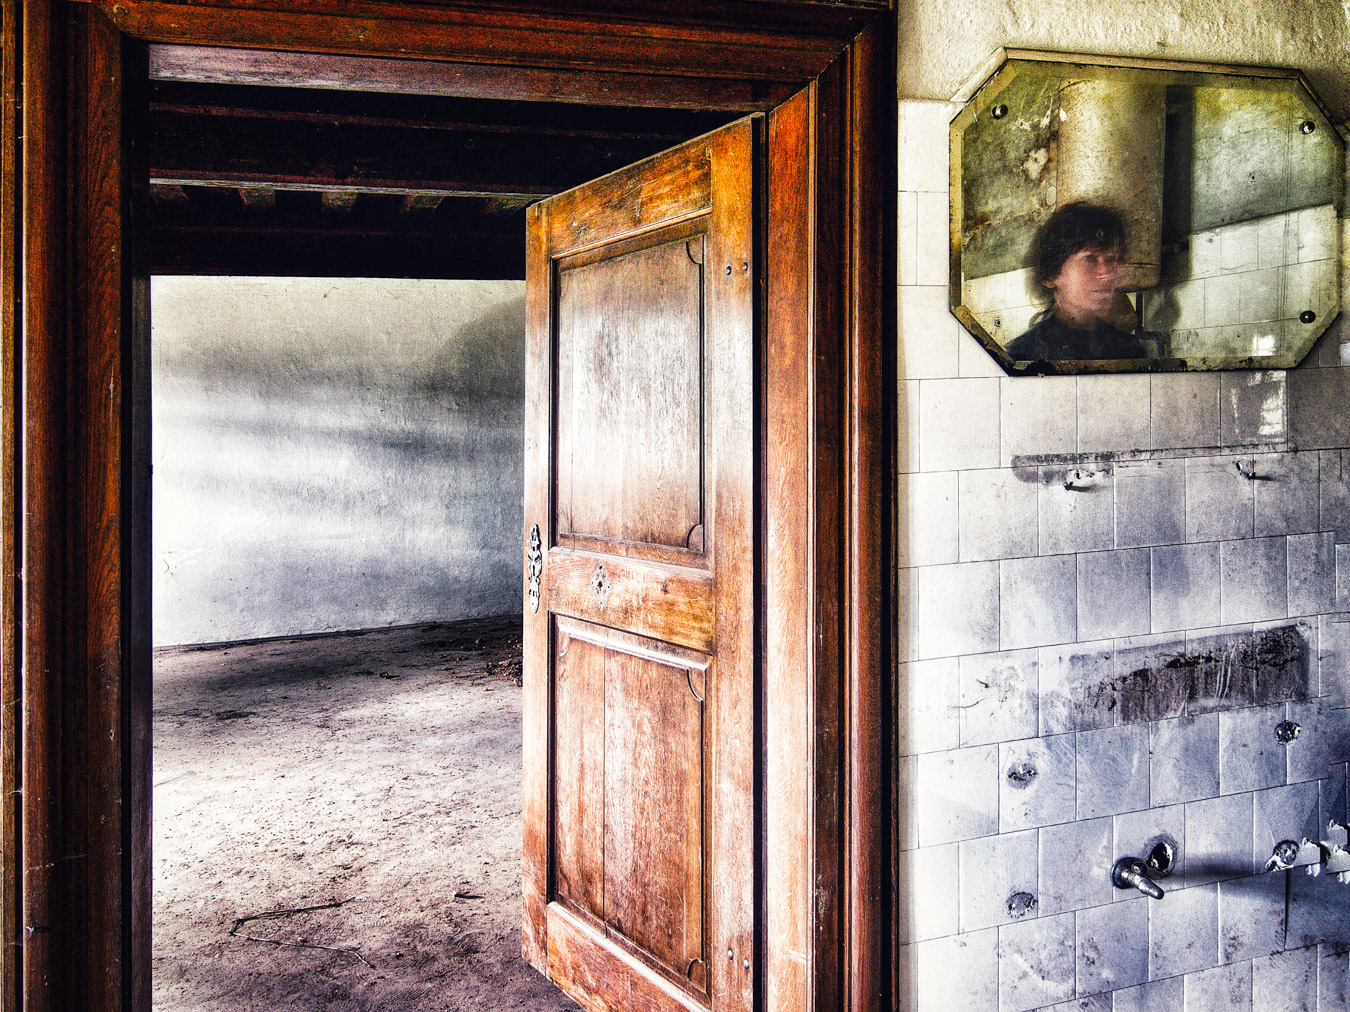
[1111,857,1165,899]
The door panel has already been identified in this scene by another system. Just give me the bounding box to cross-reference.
[523,116,757,1012]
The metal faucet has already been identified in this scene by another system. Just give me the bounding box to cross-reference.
[1111,857,1165,899]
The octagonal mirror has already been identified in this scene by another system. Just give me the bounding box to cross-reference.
[950,52,1345,374]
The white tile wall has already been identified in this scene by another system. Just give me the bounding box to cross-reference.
[896,97,1350,1012]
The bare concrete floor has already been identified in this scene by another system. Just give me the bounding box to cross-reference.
[153,616,578,1011]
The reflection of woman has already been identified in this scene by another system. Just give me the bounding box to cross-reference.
[1006,202,1162,362]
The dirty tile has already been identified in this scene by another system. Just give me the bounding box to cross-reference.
[1038,995,1111,1012]
[920,377,1001,471]
[1218,703,1287,795]
[1150,883,1219,979]
[1152,372,1221,451]
[1038,817,1112,915]
[1320,449,1350,535]
[1218,872,1286,964]
[1001,555,1077,650]
[1220,536,1288,625]
[958,467,1038,562]
[1078,374,1151,454]
[1116,632,1188,724]
[917,561,1000,660]
[1341,543,1350,611]
[1287,851,1350,950]
[1253,780,1321,872]
[897,470,959,567]
[1185,456,1254,542]
[1115,458,1186,548]
[897,190,918,286]
[898,844,959,943]
[1289,368,1350,450]
[1000,375,1077,468]
[1115,804,1185,896]
[897,754,917,851]
[1183,960,1251,1011]
[1252,944,1317,1012]
[897,656,961,755]
[1077,548,1150,641]
[915,191,949,287]
[958,829,1039,932]
[959,328,1006,378]
[1322,614,1350,707]
[1253,451,1320,537]
[1323,762,1348,831]
[1186,793,1254,887]
[910,927,999,1012]
[1039,640,1116,735]
[897,99,958,194]
[1286,699,1350,784]
[1039,465,1115,555]
[1288,532,1336,618]
[1112,976,1183,1012]
[1152,543,1222,634]
[1074,897,1149,996]
[1151,714,1220,807]
[999,911,1076,1012]
[1319,943,1350,1011]
[899,285,960,379]
[896,566,919,662]
[1000,734,1076,833]
[916,744,999,846]
[1076,724,1149,819]
[1221,370,1287,447]
[898,379,920,475]
[959,648,1039,747]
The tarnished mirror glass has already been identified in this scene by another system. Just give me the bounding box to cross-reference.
[951,54,1345,374]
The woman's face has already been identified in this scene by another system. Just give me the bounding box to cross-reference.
[1043,244,1121,326]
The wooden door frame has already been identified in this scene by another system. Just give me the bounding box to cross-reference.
[0,2,894,1010]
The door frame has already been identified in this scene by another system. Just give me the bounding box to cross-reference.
[0,2,894,1010]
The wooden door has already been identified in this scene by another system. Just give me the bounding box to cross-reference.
[521,117,758,1012]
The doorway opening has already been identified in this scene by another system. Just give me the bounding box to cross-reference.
[143,69,738,1008]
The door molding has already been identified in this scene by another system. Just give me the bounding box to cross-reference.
[0,3,894,1009]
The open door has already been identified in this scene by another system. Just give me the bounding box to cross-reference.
[521,117,758,1012]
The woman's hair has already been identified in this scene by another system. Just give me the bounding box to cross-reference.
[1033,201,1125,288]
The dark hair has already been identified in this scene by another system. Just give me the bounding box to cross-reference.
[1033,202,1125,288]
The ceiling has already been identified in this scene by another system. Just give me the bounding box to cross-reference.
[147,80,738,279]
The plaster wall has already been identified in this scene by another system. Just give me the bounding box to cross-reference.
[895,1,1350,1009]
[151,276,525,647]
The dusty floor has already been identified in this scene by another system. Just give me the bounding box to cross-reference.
[153,616,579,1011]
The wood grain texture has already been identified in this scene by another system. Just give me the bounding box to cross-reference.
[147,44,797,111]
[552,626,606,923]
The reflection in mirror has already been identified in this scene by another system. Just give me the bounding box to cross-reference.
[950,54,1345,374]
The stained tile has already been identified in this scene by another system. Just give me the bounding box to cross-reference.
[1321,614,1350,707]
[920,378,1001,471]
[1253,451,1319,537]
[1115,804,1185,897]
[1152,543,1222,634]
[959,648,1039,747]
[1186,793,1253,887]
[1286,699,1350,784]
[1112,976,1183,1012]
[916,744,999,846]
[1039,640,1116,735]
[1221,371,1286,447]
[1289,368,1350,450]
[1318,943,1350,1011]
[1001,555,1077,650]
[1253,780,1321,872]
[898,844,959,943]
[897,657,961,755]
[1183,960,1251,1011]
[1076,548,1150,641]
[1076,724,1149,819]
[1079,374,1150,454]
[998,911,1076,1012]
[1288,851,1350,950]
[1151,372,1220,451]
[958,829,1039,932]
[898,379,920,475]
[1323,762,1349,831]
[910,928,999,1012]
[1218,703,1287,795]
[1000,734,1076,833]
[1037,995,1111,1012]
[1115,458,1186,548]
[1320,449,1350,535]
[1116,632,1187,724]
[1074,897,1148,996]
[1000,375,1077,468]
[1220,536,1288,625]
[1252,944,1317,1012]
[1151,714,1220,807]
[1039,465,1115,555]
[1218,872,1285,964]
[917,561,1000,660]
[958,467,1038,563]
[897,471,959,567]
[1150,883,1219,980]
[1288,532,1336,618]
[1038,817,1112,915]
[1185,456,1254,542]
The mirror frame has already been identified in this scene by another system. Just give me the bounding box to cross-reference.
[949,49,1346,375]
